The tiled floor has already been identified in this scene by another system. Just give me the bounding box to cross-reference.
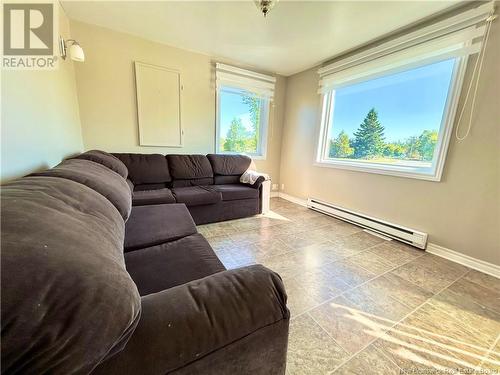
[197,198,500,374]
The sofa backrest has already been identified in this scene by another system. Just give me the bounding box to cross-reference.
[72,150,128,179]
[31,158,132,220]
[113,153,172,190]
[1,176,141,374]
[207,154,252,185]
[167,155,214,187]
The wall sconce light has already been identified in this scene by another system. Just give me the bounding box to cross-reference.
[59,37,85,62]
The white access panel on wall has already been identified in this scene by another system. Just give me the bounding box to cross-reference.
[134,62,182,147]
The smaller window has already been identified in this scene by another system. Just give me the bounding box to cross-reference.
[216,87,270,159]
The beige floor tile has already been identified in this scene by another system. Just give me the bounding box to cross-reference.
[262,252,305,279]
[357,273,433,309]
[253,238,295,259]
[315,240,363,259]
[428,288,500,345]
[272,206,308,216]
[390,254,468,294]
[295,226,335,243]
[334,345,401,375]
[464,270,500,293]
[229,230,263,245]
[321,259,377,288]
[368,241,423,267]
[348,250,396,275]
[265,247,342,277]
[342,288,412,322]
[285,284,326,316]
[207,235,235,251]
[290,243,346,268]
[291,268,351,295]
[326,221,364,238]
[206,227,235,238]
[447,277,500,314]
[283,270,349,316]
[425,254,470,275]
[309,296,393,354]
[374,299,492,372]
[336,231,386,250]
[480,338,500,371]
[266,222,308,236]
[395,303,493,365]
[277,233,326,250]
[374,325,478,373]
[287,314,350,374]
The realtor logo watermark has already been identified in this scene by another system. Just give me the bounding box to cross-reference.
[2,1,58,69]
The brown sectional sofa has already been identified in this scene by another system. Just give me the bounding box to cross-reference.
[1,150,289,374]
[112,152,266,224]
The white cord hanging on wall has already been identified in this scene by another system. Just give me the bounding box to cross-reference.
[455,11,497,141]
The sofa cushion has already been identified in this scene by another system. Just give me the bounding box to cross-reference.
[114,153,171,185]
[1,176,141,374]
[208,184,260,201]
[134,183,168,191]
[171,186,222,207]
[214,175,240,185]
[31,159,132,220]
[171,177,214,188]
[167,154,214,187]
[125,233,225,296]
[132,188,175,206]
[207,154,252,176]
[72,150,128,178]
[124,204,197,251]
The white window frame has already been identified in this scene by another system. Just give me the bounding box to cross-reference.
[215,86,270,160]
[315,55,468,182]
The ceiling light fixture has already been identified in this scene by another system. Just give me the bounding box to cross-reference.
[59,37,85,62]
[255,0,278,17]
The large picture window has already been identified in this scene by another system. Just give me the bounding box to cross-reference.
[216,87,269,158]
[317,58,460,180]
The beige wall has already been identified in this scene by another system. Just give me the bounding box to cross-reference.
[70,21,285,183]
[1,4,83,183]
[279,22,500,265]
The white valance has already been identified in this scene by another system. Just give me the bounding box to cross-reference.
[318,2,495,93]
[216,63,276,99]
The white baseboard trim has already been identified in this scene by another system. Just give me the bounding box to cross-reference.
[270,191,280,198]
[427,243,500,279]
[276,192,500,279]
[276,192,308,207]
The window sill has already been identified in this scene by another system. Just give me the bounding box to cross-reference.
[313,159,442,182]
[250,154,267,161]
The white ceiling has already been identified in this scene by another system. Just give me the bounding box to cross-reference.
[62,1,462,76]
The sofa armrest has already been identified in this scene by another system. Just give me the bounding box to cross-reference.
[91,265,289,375]
[240,170,269,189]
[249,173,269,189]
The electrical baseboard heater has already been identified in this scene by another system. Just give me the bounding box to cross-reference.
[307,198,428,249]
